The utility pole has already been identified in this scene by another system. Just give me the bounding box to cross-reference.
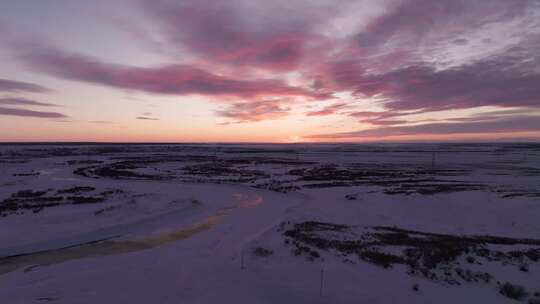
[240,249,245,270]
[319,267,324,297]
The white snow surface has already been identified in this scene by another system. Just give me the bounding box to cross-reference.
[0,143,538,303]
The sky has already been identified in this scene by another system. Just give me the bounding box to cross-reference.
[1,0,540,143]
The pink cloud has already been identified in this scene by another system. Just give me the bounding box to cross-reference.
[138,0,336,72]
[306,102,348,116]
[5,0,540,132]
[18,44,322,99]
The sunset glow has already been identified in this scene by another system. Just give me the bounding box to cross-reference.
[1,0,540,142]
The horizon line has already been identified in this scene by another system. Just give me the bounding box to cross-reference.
[0,140,539,145]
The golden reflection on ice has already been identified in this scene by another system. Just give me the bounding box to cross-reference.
[0,192,264,275]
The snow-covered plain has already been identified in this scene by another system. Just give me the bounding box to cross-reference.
[0,143,539,303]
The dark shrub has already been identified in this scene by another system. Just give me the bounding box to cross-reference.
[253,247,274,258]
[499,282,528,300]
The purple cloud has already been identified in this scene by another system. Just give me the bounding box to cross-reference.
[136,116,160,120]
[0,78,51,93]
[4,0,540,133]
[347,111,417,126]
[0,97,58,107]
[309,116,540,139]
[310,0,540,121]
[17,43,322,99]
[356,0,532,51]
[324,52,540,113]
[216,99,290,123]
[0,107,67,118]
[138,0,336,72]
